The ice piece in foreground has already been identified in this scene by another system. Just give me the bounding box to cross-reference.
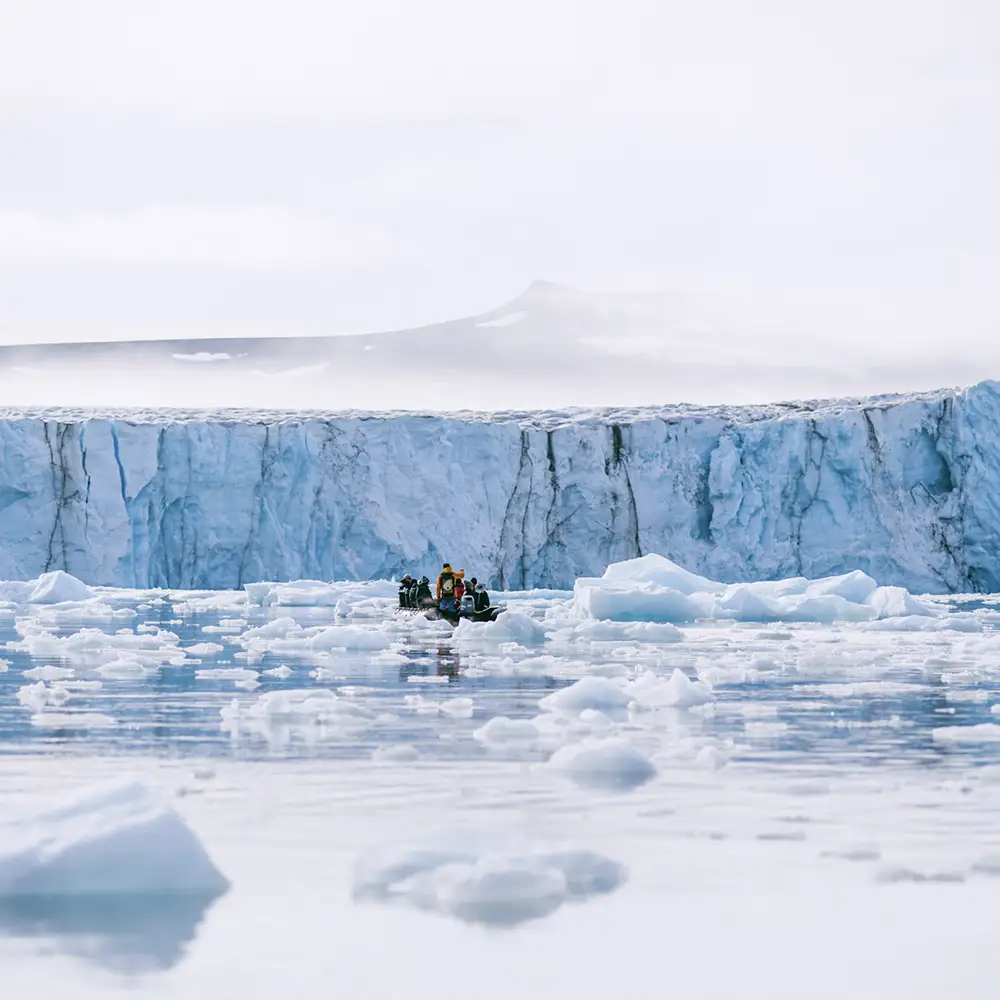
[573,554,938,624]
[0,778,230,896]
[353,836,626,926]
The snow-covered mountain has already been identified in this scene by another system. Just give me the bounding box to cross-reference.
[1,381,997,593]
[1,281,993,411]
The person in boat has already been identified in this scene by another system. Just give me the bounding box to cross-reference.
[398,574,414,609]
[473,582,491,613]
[460,577,479,616]
[437,563,464,613]
[454,573,466,602]
[415,575,432,606]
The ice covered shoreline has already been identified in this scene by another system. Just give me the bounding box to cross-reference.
[1,381,998,593]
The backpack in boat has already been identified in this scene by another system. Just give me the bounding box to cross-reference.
[440,571,455,596]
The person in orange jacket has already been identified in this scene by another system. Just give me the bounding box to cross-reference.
[436,563,465,613]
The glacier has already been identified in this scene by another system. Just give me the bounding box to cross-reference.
[0,381,998,593]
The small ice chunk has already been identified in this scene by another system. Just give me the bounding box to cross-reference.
[184,642,225,656]
[96,658,157,679]
[17,682,51,712]
[29,712,117,729]
[548,739,657,791]
[194,667,260,682]
[932,724,1000,743]
[538,677,632,715]
[22,664,74,682]
[473,716,551,751]
[352,838,626,926]
[439,697,475,719]
[372,744,421,762]
[630,668,714,709]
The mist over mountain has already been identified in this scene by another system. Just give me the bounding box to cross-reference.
[0,281,993,412]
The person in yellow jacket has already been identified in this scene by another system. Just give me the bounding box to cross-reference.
[436,563,465,613]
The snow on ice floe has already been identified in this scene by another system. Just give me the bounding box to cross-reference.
[0,778,229,897]
[573,554,938,624]
[352,835,626,926]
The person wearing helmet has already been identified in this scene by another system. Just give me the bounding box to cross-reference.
[473,582,491,613]
[436,562,465,613]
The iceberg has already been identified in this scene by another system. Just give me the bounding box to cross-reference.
[0,381,998,593]
[574,553,939,624]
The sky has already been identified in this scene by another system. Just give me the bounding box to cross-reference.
[0,0,998,353]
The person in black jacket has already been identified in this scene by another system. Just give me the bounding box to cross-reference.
[415,576,432,607]
[473,583,490,613]
[398,575,414,609]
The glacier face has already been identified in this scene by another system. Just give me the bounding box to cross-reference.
[0,382,997,593]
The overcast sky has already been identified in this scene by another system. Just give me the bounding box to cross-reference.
[0,0,998,348]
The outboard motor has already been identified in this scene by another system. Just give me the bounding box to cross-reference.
[459,593,476,616]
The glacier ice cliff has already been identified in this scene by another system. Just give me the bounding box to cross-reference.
[0,382,998,593]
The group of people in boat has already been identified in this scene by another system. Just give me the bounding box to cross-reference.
[398,562,491,615]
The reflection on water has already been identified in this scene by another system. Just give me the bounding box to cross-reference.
[0,892,224,974]
[397,644,462,683]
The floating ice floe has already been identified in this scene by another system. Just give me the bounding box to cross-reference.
[6,627,187,673]
[29,712,117,729]
[572,554,939,624]
[221,688,376,745]
[932,724,1000,743]
[453,610,547,645]
[243,580,396,609]
[0,778,229,897]
[539,676,633,715]
[17,681,72,712]
[548,739,657,791]
[195,667,260,683]
[25,570,96,605]
[352,835,626,926]
[241,623,391,661]
[184,642,225,657]
[629,668,715,709]
[473,714,567,755]
[562,619,684,643]
[261,664,293,678]
[22,664,74,682]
